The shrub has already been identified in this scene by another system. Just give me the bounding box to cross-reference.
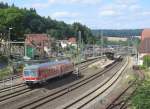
[131,80,150,109]
[139,65,147,70]
[0,55,8,64]
[143,55,150,68]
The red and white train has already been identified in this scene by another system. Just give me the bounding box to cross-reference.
[23,59,74,85]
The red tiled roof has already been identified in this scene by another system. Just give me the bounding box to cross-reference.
[141,29,150,41]
[25,34,49,43]
[68,37,76,43]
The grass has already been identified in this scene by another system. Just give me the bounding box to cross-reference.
[0,66,11,80]
[93,65,98,69]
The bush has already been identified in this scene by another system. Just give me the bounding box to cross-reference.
[139,65,147,70]
[0,66,11,79]
[131,80,150,109]
[0,55,8,64]
[143,55,150,68]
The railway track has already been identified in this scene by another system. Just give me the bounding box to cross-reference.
[0,56,104,103]
[13,58,123,109]
[106,69,145,109]
[58,57,128,109]
[106,81,136,109]
[0,87,32,102]
[0,74,22,84]
[0,83,25,93]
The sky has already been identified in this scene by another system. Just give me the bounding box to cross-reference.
[1,0,150,29]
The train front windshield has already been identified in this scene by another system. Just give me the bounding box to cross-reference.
[24,70,38,77]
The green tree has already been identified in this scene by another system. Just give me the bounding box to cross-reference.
[0,2,94,43]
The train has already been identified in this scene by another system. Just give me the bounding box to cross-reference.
[23,59,74,85]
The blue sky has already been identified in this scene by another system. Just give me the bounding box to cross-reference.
[1,0,150,29]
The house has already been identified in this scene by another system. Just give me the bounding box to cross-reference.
[60,40,68,48]
[25,34,51,58]
[68,37,77,47]
[68,37,77,44]
[59,37,77,49]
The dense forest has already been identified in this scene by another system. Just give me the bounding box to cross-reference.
[92,29,143,37]
[0,2,94,43]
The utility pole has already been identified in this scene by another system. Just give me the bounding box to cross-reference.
[92,39,94,57]
[8,28,12,57]
[78,31,81,63]
[8,27,13,92]
[101,30,103,56]
[24,42,27,57]
[127,36,130,55]
[81,38,84,59]
[8,27,13,66]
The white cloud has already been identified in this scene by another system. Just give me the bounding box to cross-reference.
[100,9,118,16]
[129,4,141,11]
[115,0,138,5]
[48,0,56,4]
[48,0,101,5]
[51,11,79,18]
[99,0,141,18]
[99,4,121,17]
[0,0,4,1]
[31,3,49,8]
[29,0,101,9]
[140,11,150,16]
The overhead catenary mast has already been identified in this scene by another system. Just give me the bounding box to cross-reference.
[101,30,103,56]
[78,31,82,63]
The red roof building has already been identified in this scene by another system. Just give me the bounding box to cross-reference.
[25,34,51,58]
[139,29,150,54]
[141,29,150,41]
[68,37,76,44]
[25,34,50,46]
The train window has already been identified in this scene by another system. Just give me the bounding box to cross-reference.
[24,71,30,76]
[24,70,37,77]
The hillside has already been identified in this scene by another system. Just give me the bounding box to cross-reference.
[0,2,94,43]
[92,29,143,37]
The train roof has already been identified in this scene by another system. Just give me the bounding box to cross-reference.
[24,59,70,70]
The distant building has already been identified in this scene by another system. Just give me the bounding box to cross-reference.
[68,37,77,44]
[25,34,51,58]
[139,29,150,54]
[68,37,77,47]
[60,40,68,48]
[107,36,128,42]
[139,29,150,65]
[59,37,77,48]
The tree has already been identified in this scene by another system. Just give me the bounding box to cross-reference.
[72,22,94,44]
[0,2,9,9]
[0,2,94,43]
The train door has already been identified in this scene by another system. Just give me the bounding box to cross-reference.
[57,64,62,77]
[39,68,47,82]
